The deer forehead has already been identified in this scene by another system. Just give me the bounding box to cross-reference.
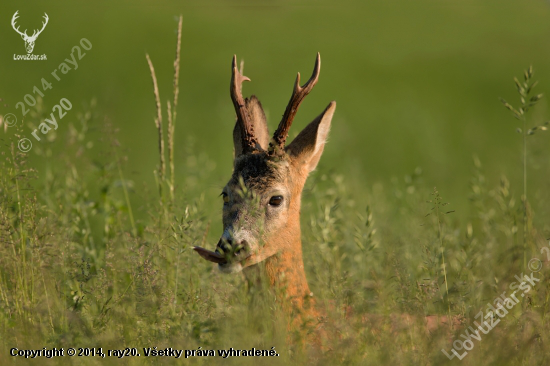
[228,153,293,194]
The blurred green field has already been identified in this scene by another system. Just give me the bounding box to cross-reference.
[1,1,550,365]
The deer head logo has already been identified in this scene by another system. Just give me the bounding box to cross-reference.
[11,11,49,54]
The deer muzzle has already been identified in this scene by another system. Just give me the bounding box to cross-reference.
[193,238,251,266]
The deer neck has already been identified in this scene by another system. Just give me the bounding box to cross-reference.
[266,227,312,307]
[246,188,313,310]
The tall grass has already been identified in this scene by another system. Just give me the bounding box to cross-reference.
[500,67,548,268]
[146,15,183,204]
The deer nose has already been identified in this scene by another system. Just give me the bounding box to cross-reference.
[234,240,248,256]
[217,239,233,254]
[216,239,249,259]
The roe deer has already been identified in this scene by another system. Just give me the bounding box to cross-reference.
[194,53,334,329]
[192,55,464,344]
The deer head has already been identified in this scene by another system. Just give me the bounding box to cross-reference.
[11,11,49,54]
[194,54,336,282]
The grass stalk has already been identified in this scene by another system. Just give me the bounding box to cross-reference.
[41,273,54,332]
[436,194,451,326]
[117,159,137,237]
[168,15,183,202]
[146,53,165,197]
[522,114,527,269]
[14,160,29,318]
[428,188,452,326]
[500,66,548,268]
[167,100,174,200]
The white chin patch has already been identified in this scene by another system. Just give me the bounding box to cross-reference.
[218,262,243,274]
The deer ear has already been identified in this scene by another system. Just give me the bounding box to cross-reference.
[233,96,270,158]
[285,101,336,173]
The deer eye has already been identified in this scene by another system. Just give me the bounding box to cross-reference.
[269,196,283,206]
[221,192,229,204]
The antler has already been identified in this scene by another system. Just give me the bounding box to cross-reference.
[270,53,321,153]
[11,11,27,37]
[30,13,49,39]
[231,55,260,154]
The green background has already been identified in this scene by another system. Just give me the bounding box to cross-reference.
[1,0,549,235]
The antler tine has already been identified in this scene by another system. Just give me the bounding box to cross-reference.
[230,55,260,153]
[41,14,49,29]
[33,13,49,38]
[11,11,27,37]
[271,53,321,152]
